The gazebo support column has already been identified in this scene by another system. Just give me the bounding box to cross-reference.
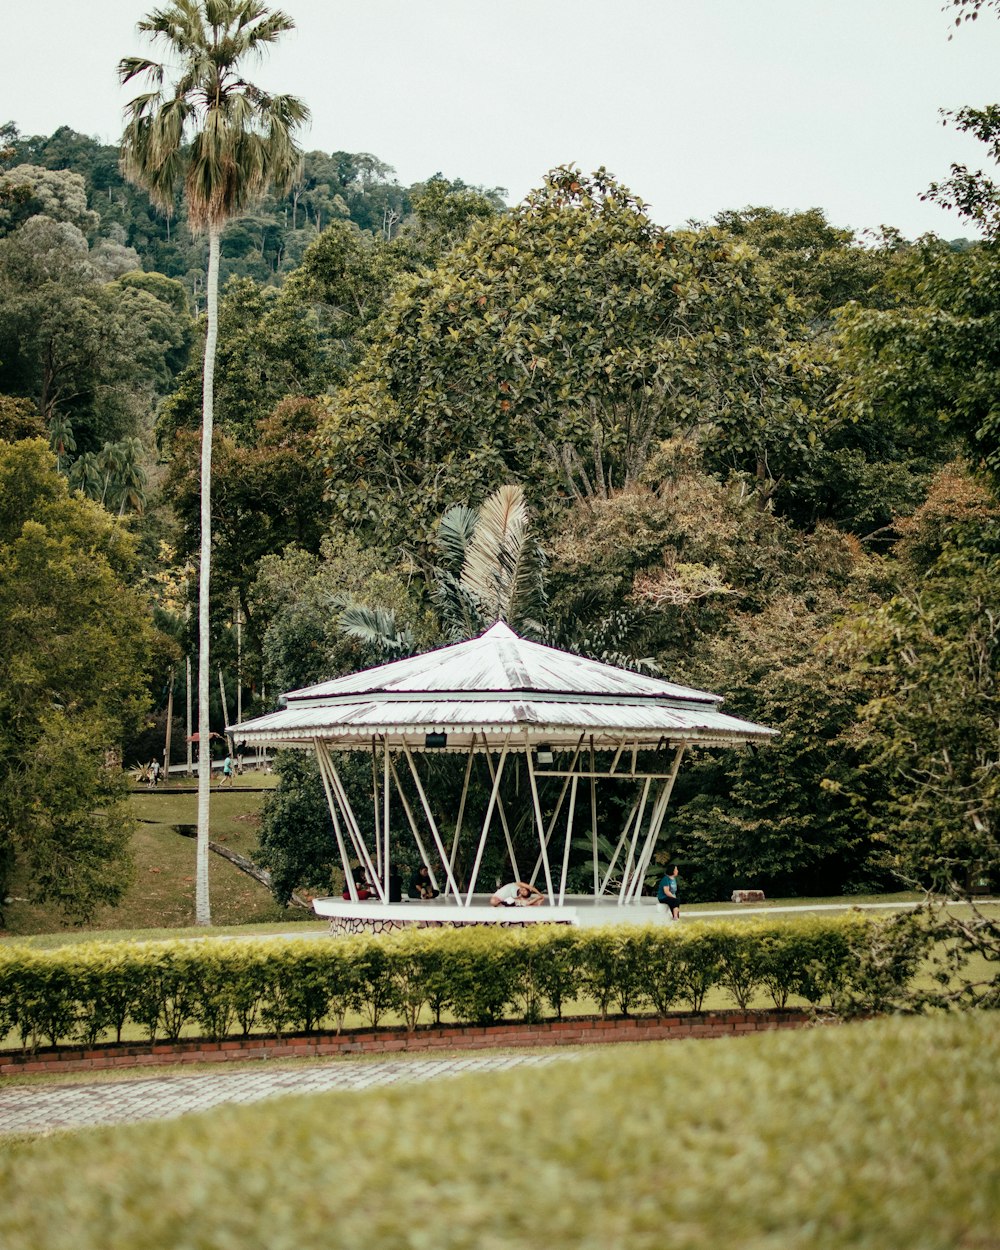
[387,754,440,894]
[314,741,358,902]
[617,778,652,904]
[481,740,521,883]
[620,778,668,902]
[598,796,641,897]
[324,746,384,901]
[371,738,383,883]
[559,774,579,904]
[528,736,586,889]
[525,746,556,904]
[590,738,599,896]
[465,737,510,904]
[627,744,685,902]
[318,742,384,902]
[401,740,463,902]
[382,738,391,899]
[449,750,475,875]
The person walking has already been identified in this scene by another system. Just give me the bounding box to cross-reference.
[220,754,234,787]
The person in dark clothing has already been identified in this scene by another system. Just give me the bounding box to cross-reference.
[657,864,680,920]
[408,864,439,899]
[342,865,376,900]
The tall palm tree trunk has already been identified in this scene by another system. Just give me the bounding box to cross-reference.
[196,225,220,926]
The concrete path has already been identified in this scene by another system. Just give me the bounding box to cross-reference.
[0,1052,578,1136]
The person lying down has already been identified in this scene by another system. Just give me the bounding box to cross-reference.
[490,881,546,907]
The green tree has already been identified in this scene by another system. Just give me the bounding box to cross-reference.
[833,237,996,484]
[250,532,428,695]
[0,216,192,461]
[165,396,332,638]
[156,274,331,448]
[319,167,824,549]
[713,205,891,325]
[0,395,44,441]
[120,0,308,924]
[0,164,99,236]
[0,440,152,921]
[838,476,1000,891]
[669,589,882,900]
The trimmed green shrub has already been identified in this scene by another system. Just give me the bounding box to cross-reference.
[130,945,196,1043]
[789,913,868,1006]
[389,929,455,1029]
[441,928,520,1024]
[643,928,686,1016]
[712,922,768,1010]
[674,926,723,1011]
[0,913,930,1052]
[757,922,806,1010]
[519,926,580,1022]
[72,944,143,1046]
[350,938,398,1029]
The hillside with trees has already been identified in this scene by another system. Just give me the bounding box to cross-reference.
[2,0,999,924]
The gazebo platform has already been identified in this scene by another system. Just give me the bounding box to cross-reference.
[313,894,670,935]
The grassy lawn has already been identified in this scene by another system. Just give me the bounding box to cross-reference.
[0,1013,996,1248]
[0,773,309,939]
[687,890,923,911]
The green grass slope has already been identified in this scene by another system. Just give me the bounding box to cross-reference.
[1,1014,997,1249]
[0,778,305,936]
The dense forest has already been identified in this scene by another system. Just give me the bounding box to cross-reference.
[2,96,999,916]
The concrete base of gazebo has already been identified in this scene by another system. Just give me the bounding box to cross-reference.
[313,894,672,935]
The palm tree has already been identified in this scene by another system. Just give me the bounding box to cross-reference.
[120,0,308,924]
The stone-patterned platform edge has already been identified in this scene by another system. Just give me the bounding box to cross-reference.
[0,1010,812,1075]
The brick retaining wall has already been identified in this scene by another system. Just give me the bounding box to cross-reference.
[0,1009,812,1075]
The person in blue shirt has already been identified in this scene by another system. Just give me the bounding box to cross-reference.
[657,864,680,921]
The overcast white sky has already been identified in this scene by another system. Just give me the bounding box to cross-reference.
[6,0,1000,238]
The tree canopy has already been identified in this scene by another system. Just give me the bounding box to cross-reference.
[0,439,153,921]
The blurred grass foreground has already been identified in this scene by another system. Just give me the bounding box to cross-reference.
[1,1012,997,1249]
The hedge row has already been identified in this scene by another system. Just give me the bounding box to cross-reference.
[0,913,929,1052]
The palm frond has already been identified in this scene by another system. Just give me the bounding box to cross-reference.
[433,570,484,642]
[338,603,415,659]
[436,504,479,574]
[460,484,547,629]
[460,484,527,624]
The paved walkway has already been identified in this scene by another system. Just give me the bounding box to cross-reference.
[0,1052,578,1136]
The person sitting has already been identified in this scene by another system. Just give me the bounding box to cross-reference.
[657,864,680,920]
[408,864,439,899]
[342,866,376,900]
[490,881,546,907]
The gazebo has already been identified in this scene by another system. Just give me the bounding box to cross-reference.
[231,622,775,929]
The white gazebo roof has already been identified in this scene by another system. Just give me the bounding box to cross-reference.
[232,622,775,751]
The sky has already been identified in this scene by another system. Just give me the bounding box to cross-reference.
[6,0,1000,239]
